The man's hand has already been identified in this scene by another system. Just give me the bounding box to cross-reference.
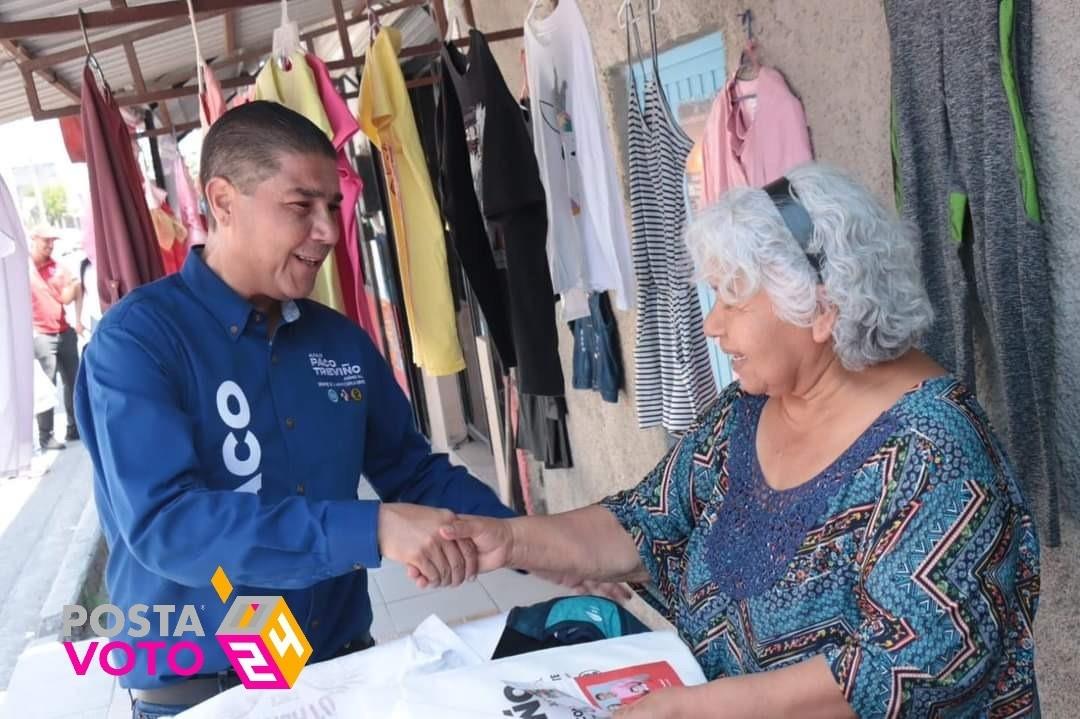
[438,514,516,573]
[404,537,480,590]
[377,503,478,588]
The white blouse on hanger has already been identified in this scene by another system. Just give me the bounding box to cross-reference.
[524,0,635,320]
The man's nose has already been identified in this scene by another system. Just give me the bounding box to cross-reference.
[311,211,339,245]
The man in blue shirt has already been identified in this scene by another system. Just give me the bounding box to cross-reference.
[75,101,514,716]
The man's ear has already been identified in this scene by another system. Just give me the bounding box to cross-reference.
[204,176,237,228]
[811,287,838,345]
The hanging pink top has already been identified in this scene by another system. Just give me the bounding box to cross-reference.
[305,54,374,338]
[199,63,228,130]
[173,154,207,247]
[701,66,813,204]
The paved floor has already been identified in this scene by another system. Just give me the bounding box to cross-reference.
[0,443,91,693]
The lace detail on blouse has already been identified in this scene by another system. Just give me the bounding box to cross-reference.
[703,395,899,600]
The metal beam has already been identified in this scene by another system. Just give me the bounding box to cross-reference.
[0,0,274,40]
[462,0,477,30]
[322,26,523,73]
[111,0,152,104]
[0,39,81,103]
[33,71,256,120]
[137,119,199,139]
[152,101,175,132]
[432,0,449,39]
[223,11,236,55]
[18,64,43,115]
[22,16,522,121]
[22,11,227,73]
[340,72,436,96]
[331,0,354,61]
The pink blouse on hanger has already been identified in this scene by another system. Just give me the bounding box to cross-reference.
[305,54,375,338]
[199,63,228,129]
[701,66,813,203]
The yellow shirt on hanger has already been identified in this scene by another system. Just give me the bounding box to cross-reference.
[357,29,465,376]
[254,50,347,315]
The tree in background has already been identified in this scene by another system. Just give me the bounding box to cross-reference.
[41,183,68,226]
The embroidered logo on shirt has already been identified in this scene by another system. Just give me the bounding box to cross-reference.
[308,352,366,395]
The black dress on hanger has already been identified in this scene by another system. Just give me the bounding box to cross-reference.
[437,29,571,469]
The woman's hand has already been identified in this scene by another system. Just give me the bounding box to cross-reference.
[531,570,634,603]
[439,514,517,573]
[614,686,699,718]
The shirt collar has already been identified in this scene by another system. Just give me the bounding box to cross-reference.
[181,246,302,342]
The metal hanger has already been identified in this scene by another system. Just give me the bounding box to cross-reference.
[272,0,301,70]
[617,0,639,29]
[526,0,556,23]
[440,0,471,41]
[735,9,760,94]
[77,9,110,93]
[366,0,383,46]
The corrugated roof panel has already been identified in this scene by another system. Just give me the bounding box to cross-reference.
[0,1,442,127]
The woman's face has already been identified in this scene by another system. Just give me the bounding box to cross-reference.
[702,285,824,396]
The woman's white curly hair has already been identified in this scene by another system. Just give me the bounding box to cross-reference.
[686,163,934,371]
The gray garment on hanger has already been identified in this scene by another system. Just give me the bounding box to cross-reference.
[886,0,1059,544]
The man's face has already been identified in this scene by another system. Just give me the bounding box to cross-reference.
[31,234,55,265]
[228,152,342,301]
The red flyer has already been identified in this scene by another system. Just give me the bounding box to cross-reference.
[575,661,684,711]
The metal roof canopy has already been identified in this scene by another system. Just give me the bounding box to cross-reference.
[0,0,520,138]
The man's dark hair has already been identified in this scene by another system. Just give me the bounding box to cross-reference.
[199,101,336,225]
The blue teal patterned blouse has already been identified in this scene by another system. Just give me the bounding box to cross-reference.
[601,378,1040,717]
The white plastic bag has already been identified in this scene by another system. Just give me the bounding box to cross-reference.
[395,631,707,718]
[175,616,483,719]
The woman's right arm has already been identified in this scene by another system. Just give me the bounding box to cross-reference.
[441,504,649,584]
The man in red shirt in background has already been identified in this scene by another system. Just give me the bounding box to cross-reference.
[29,226,81,450]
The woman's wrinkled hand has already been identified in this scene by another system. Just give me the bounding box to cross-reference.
[531,570,634,604]
[438,514,517,573]
[613,685,700,718]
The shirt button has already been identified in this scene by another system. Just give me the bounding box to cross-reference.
[229,325,239,336]
[296,483,305,495]
[285,417,295,429]
[311,618,320,629]
[352,563,364,571]
[253,312,263,322]
[271,354,279,364]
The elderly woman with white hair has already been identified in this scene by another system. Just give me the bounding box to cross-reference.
[441,163,1040,717]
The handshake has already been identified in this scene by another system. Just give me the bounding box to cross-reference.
[376,503,513,589]
[374,503,632,602]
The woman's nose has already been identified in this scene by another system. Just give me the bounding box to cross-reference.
[703,303,725,338]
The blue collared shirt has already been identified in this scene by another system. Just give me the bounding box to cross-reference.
[74,248,513,689]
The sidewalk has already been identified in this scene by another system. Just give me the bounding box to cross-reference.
[0,442,92,693]
[0,454,573,719]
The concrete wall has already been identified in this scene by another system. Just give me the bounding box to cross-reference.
[467,0,1078,713]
